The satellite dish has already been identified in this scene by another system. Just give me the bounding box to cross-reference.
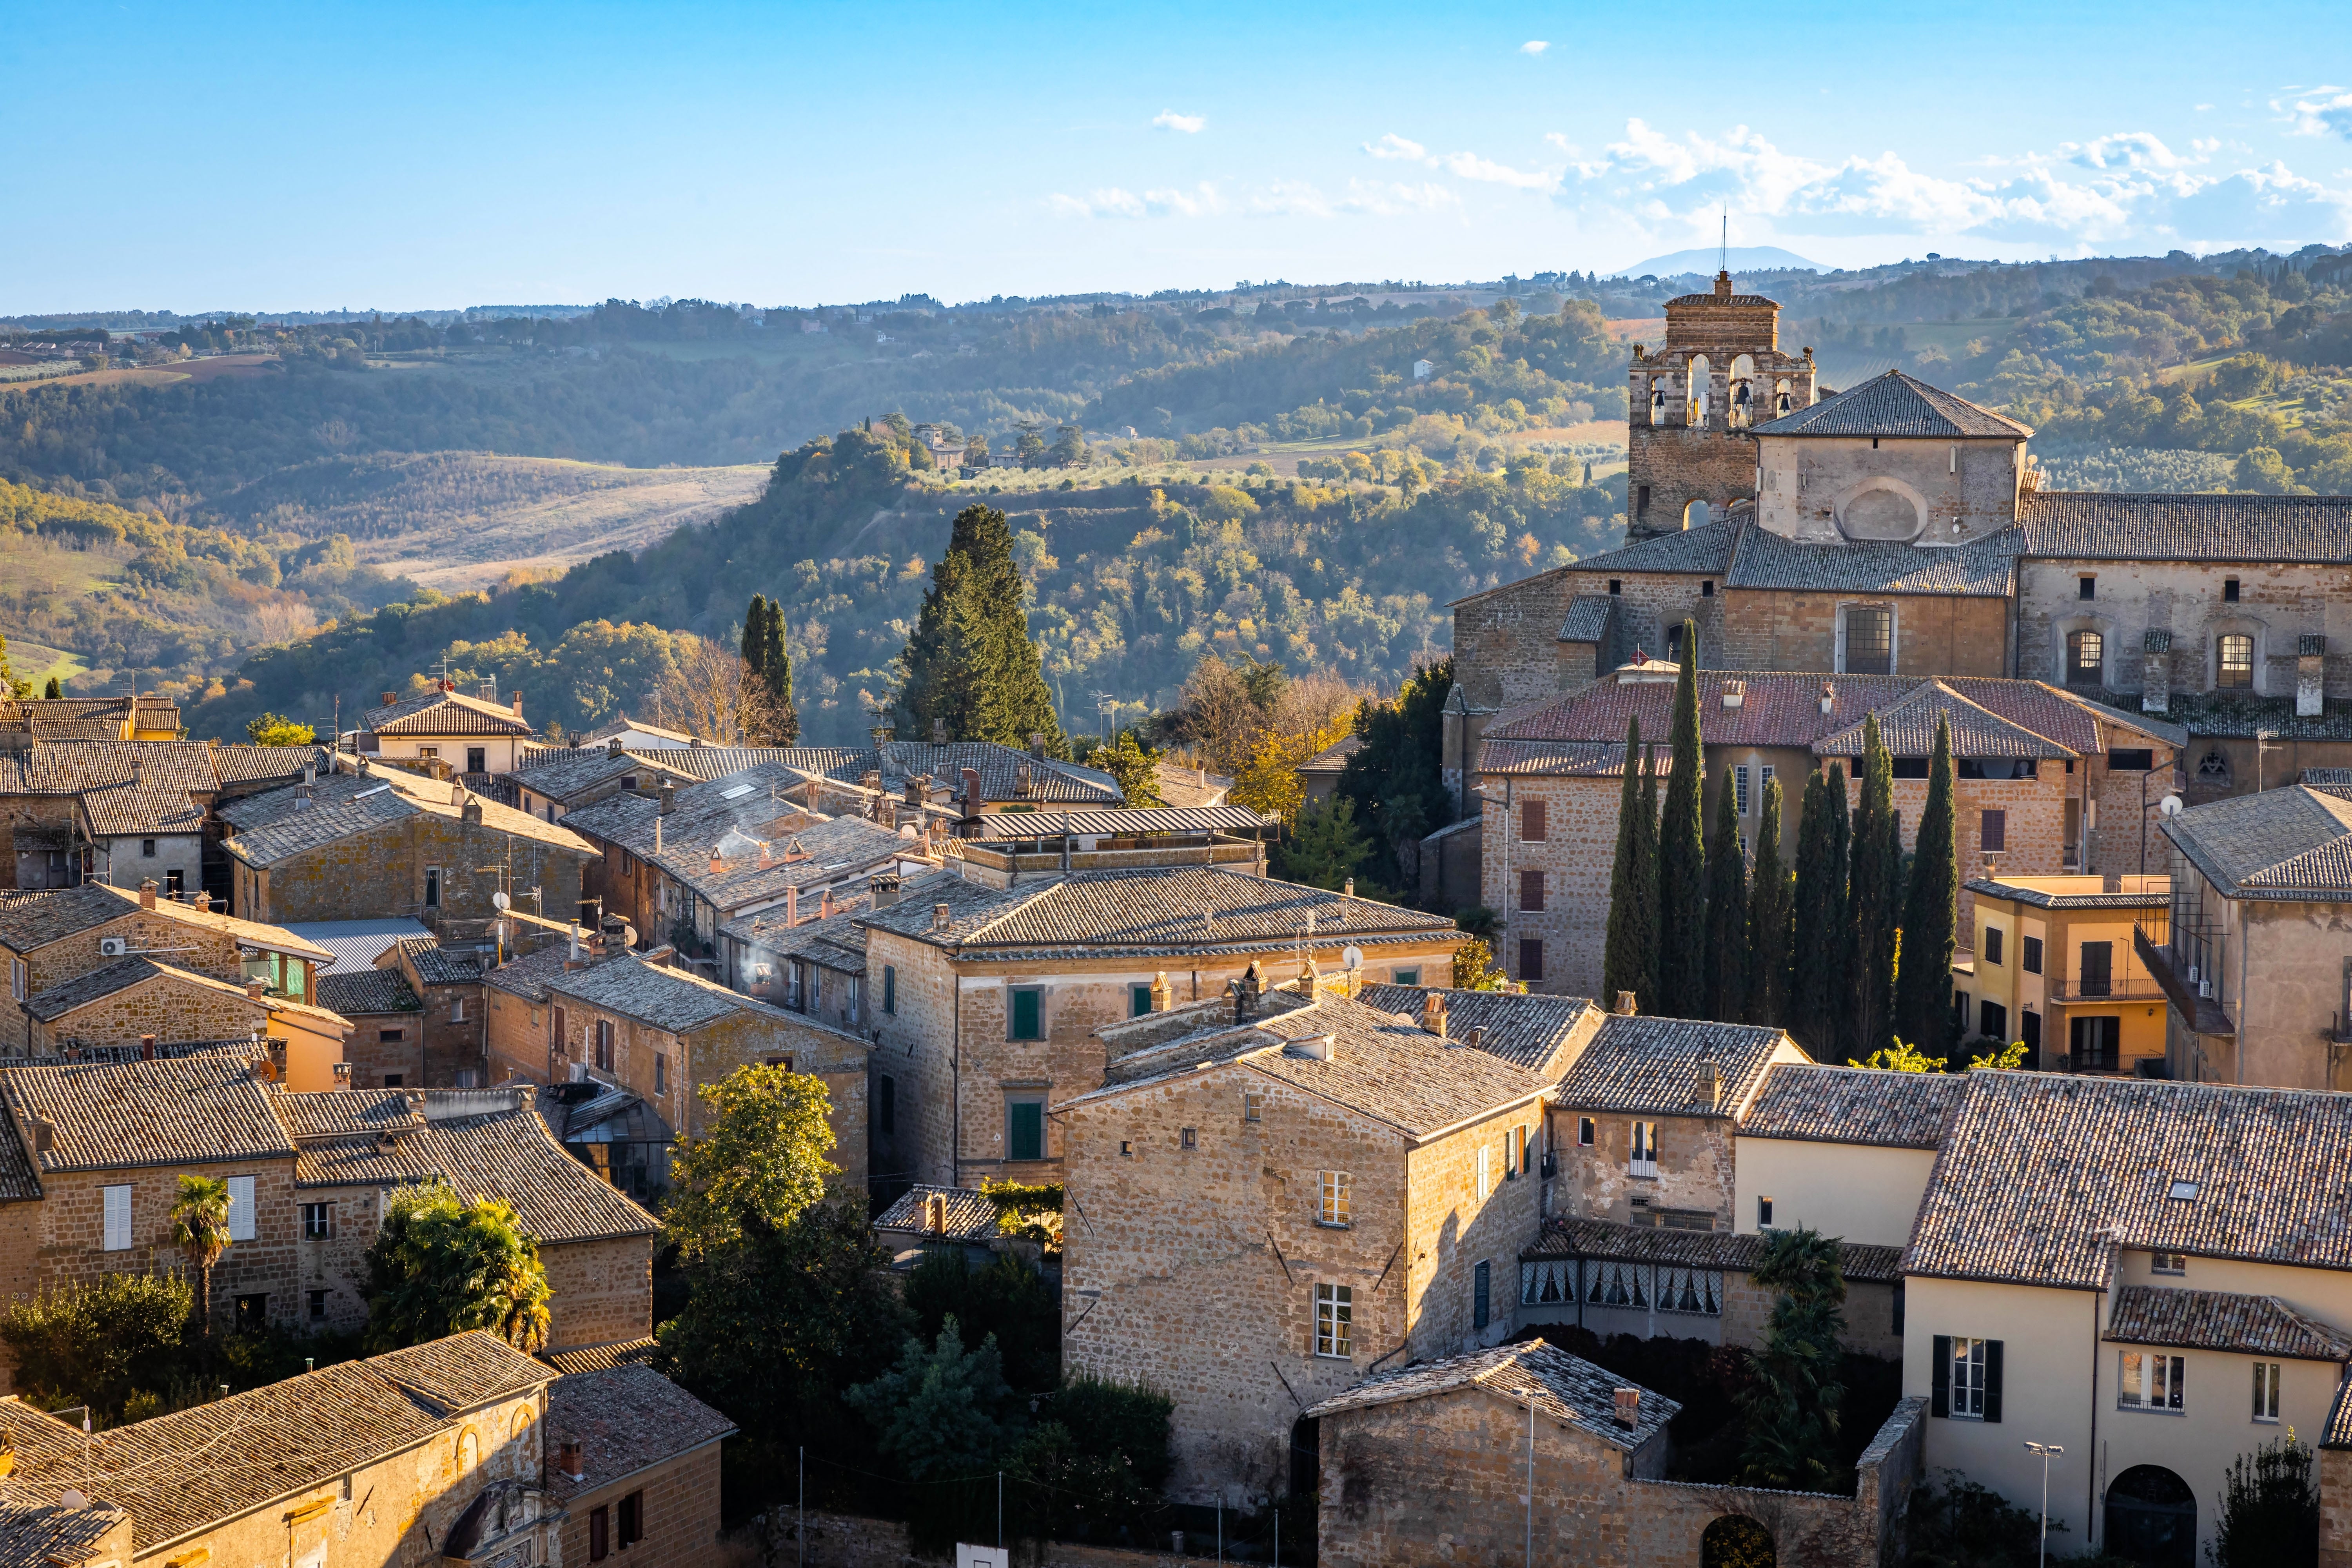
[2160,794,2184,818]
[1342,945,1364,971]
[492,891,511,910]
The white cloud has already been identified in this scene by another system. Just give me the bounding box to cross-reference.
[1365,133,1426,160]
[1049,182,1225,219]
[2282,89,2352,140]
[1545,132,1577,152]
[1151,110,1206,134]
[1434,151,1559,191]
[1519,40,1548,54]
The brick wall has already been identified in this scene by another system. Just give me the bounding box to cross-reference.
[34,971,269,1053]
[559,1441,725,1568]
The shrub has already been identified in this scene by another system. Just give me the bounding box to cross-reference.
[0,1273,191,1421]
[2210,1431,2318,1567]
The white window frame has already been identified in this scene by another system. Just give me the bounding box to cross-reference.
[102,1184,132,1251]
[1734,765,1751,817]
[1950,1336,1990,1420]
[10,958,24,1003]
[2254,1361,2282,1423]
[1319,1171,1350,1226]
[2151,1251,2186,1276]
[1476,1146,1492,1200]
[1629,1120,1660,1179]
[1760,763,1775,799]
[227,1174,257,1242]
[2118,1350,2185,1414]
[301,1201,332,1241]
[1314,1283,1352,1359]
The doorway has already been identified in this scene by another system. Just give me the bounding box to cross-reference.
[2105,1465,2195,1565]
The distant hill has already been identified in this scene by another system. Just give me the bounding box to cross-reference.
[1614,245,1826,279]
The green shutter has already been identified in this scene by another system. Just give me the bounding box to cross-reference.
[1012,988,1042,1039]
[1008,1100,1044,1161]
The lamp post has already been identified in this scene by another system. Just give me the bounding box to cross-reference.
[2023,1442,2063,1568]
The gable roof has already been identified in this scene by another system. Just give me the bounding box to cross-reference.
[1550,1013,1802,1118]
[1749,369,2032,439]
[209,742,332,785]
[1737,1063,1964,1149]
[543,952,802,1036]
[2105,1285,2352,1362]
[2161,785,2352,901]
[1906,1070,2352,1289]
[1356,984,1599,1077]
[363,688,534,736]
[1303,1339,1679,1453]
[316,967,421,1016]
[1297,734,1364,775]
[1559,518,1740,579]
[222,766,596,868]
[2,1051,292,1172]
[79,882,335,960]
[875,1183,1001,1242]
[544,1364,735,1505]
[0,884,143,953]
[22,956,238,1023]
[720,895,872,976]
[0,742,220,837]
[1812,680,2073,760]
[2018,491,2352,564]
[1722,522,2020,598]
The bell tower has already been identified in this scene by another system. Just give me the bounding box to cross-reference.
[1624,272,1816,541]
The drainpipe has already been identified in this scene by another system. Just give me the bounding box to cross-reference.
[951,958,963,1187]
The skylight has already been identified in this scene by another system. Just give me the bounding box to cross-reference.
[2167,1180,2198,1201]
[720,784,755,800]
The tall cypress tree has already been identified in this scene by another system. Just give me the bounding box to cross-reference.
[1601,714,1655,1011]
[1637,744,1663,1013]
[1847,714,1902,1059]
[1701,767,1749,1022]
[1746,775,1793,1027]
[1789,765,1849,1055]
[742,594,799,744]
[1895,714,1960,1052]
[895,505,1064,750]
[1653,621,1708,1017]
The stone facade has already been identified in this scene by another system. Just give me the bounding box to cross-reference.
[554,1441,723,1568]
[238,811,592,936]
[1718,589,2013,679]
[1626,273,1816,540]
[29,967,272,1053]
[1755,432,2026,546]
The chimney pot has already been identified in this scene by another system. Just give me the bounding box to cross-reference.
[139,1034,156,1061]
[557,1440,584,1481]
[933,718,947,744]
[758,842,775,870]
[1819,682,1835,715]
[961,766,982,815]
[658,782,677,815]
[932,901,952,932]
[1697,1058,1723,1110]
[512,691,524,716]
[926,1193,947,1235]
[608,737,624,756]
[1029,732,1045,761]
[381,691,397,708]
[140,878,158,909]
[1614,991,1638,1016]
[786,884,800,926]
[246,977,267,1000]
[1613,1388,1641,1428]
[1421,989,1448,1039]
[709,846,725,875]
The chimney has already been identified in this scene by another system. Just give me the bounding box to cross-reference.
[904,775,926,808]
[139,1034,156,1061]
[933,718,948,744]
[608,736,625,756]
[247,1053,277,1083]
[301,763,316,786]
[29,1118,53,1154]
[245,977,268,1001]
[381,691,397,708]
[932,902,952,933]
[1421,989,1448,1039]
[1029,732,1045,762]
[960,767,982,816]
[601,913,630,958]
[786,884,799,926]
[140,878,158,909]
[1613,1388,1641,1428]
[653,814,663,854]
[1722,680,1746,710]
[1466,1025,1487,1052]
[926,1193,947,1235]
[461,797,483,826]
[1819,682,1835,715]
[659,782,677,815]
[819,887,835,920]
[295,783,312,811]
[1614,991,1638,1016]
[451,782,467,808]
[557,1441,585,1481]
[512,690,524,717]
[1697,1058,1722,1111]
[1149,971,1172,1012]
[1343,877,1354,898]
[439,678,455,694]
[708,846,726,877]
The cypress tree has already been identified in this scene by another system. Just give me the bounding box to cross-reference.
[1895,714,1960,1052]
[1702,767,1748,1022]
[1789,765,1849,1055]
[1653,621,1708,1016]
[761,596,798,742]
[1637,744,1662,1013]
[1847,714,1901,1058]
[1601,715,1655,1011]
[895,505,1064,750]
[1746,775,1793,1027]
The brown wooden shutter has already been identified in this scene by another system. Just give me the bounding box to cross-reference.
[1523,800,1546,842]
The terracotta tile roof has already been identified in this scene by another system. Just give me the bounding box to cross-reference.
[0,1104,41,1200]
[861,866,1461,962]
[1297,734,1364,774]
[1559,594,1615,642]
[1723,524,2020,597]
[1152,762,1234,809]
[543,953,805,1036]
[1475,740,1672,779]
[1737,1063,1964,1149]
[1523,1214,1906,1284]
[541,1337,661,1375]
[1303,1339,1680,1452]
[317,967,421,1016]
[2018,491,2352,563]
[80,883,335,960]
[506,748,667,801]
[544,1365,735,1503]
[363,689,534,736]
[2328,1370,2352,1449]
[1906,1071,2352,1289]
[1356,984,1599,1076]
[2161,690,2352,742]
[0,742,219,833]
[0,1499,126,1566]
[2105,1285,2352,1361]
[21,956,213,1023]
[2,696,181,741]
[0,884,137,953]
[876,1184,1002,1242]
[556,769,911,905]
[1,1051,291,1174]
[1550,1014,1802,1118]
[372,1330,555,1408]
[1813,680,2073,760]
[1750,369,2032,439]
[1560,518,1740,578]
[209,742,331,784]
[2161,786,2352,900]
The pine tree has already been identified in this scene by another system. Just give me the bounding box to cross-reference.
[1653,622,1708,1016]
[1702,768,1748,1022]
[1847,714,1901,1058]
[1601,714,1655,1011]
[895,505,1064,750]
[1895,714,1959,1053]
[1746,775,1793,1027]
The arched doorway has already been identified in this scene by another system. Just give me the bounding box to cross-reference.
[2106,1465,2196,1565]
[1701,1514,1775,1568]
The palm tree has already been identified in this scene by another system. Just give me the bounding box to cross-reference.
[171,1174,233,1359]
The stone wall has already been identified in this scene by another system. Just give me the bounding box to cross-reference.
[346,1006,428,1089]
[34,970,269,1053]
[252,814,590,932]
[1718,590,2012,679]
[541,1234,655,1352]
[1550,1108,1735,1228]
[558,1433,725,1568]
[1628,424,1759,541]
[18,906,245,994]
[752,1510,1228,1568]
[1755,434,2024,544]
[2322,1445,2352,1568]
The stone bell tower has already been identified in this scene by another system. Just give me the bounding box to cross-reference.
[1624,272,1816,541]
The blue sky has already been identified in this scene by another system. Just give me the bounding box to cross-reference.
[5,0,2350,314]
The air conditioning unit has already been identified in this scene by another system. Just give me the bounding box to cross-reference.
[2198,980,2214,999]
[567,1062,588,1084]
[2186,965,2200,984]
[98,937,127,958]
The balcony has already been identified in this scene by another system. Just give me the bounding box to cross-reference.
[2134,923,2236,1038]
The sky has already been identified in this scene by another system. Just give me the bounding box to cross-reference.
[4,0,2351,315]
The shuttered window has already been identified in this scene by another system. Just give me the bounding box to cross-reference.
[103,1185,132,1251]
[1521,800,1546,842]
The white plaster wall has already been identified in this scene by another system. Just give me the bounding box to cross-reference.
[1731,1138,1936,1247]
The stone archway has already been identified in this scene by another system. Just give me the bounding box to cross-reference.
[1700,1514,1775,1568]
[2105,1464,2196,1565]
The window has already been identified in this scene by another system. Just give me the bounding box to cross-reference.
[308,1289,328,1321]
[1734,765,1751,816]
[1504,1125,1526,1179]
[1007,1098,1045,1161]
[451,996,466,1022]
[1010,987,1043,1040]
[419,747,439,760]
[877,1076,896,1134]
[553,1005,567,1054]
[1933,1335,2002,1422]
[2224,577,2241,603]
[1131,984,1153,1018]
[1609,577,1624,595]
[466,746,487,775]
[1244,1089,1264,1122]
[1180,1126,1197,1149]
[1893,1282,1905,1335]
[590,1506,610,1562]
[103,1184,132,1251]
[2118,1350,2185,1412]
[140,837,156,858]
[2078,575,2097,601]
[2254,1362,2282,1423]
[424,867,441,907]
[1984,928,2004,966]
[1760,764,1775,798]
[2021,1010,2042,1068]
[2067,630,2104,686]
[301,1202,332,1240]
[235,1294,268,1333]
[1519,869,1546,913]
[2198,748,2232,784]
[10,958,24,1002]
[1473,1261,1492,1329]
[1314,1283,1352,1358]
[2151,1251,2186,1275]
[2218,633,2255,689]
[2110,748,2154,772]
[1979,1000,2007,1042]
[1629,1120,1659,1178]
[1319,1171,1351,1226]
[1392,967,1421,987]
[2022,936,2044,975]
[1758,1196,1775,1228]
[1518,938,1544,983]
[1981,809,2006,853]
[655,1054,667,1096]
[617,1491,643,1548]
[595,1019,614,1072]
[2071,1014,2121,1072]
[227,1174,256,1241]
[882,964,897,1014]
[2079,941,2114,997]
[1578,1116,1595,1147]
[1476,1146,1491,1200]
[763,1054,794,1072]
[1844,606,1892,675]
[1521,800,1547,842]
[384,1073,404,1088]
[1700,579,1715,597]
[1119,1140,1134,1158]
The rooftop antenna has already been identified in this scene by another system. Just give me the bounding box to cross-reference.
[1720,209,1729,276]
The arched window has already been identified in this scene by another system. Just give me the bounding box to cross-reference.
[2066,630,2104,688]
[2197,749,2231,785]
[1774,379,1793,416]
[1649,382,1667,425]
[1685,499,1711,531]
[1687,354,1712,426]
[1728,355,1755,428]
[2217,634,2254,689]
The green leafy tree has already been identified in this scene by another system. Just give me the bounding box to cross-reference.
[2211,1431,2319,1566]
[1452,933,1508,991]
[1894,715,1960,1053]
[1654,625,1708,1016]
[1011,1377,1175,1543]
[1083,730,1164,806]
[904,1250,1061,1394]
[0,632,29,698]
[894,505,1065,751]
[1015,426,1048,467]
[1702,768,1748,1022]
[171,1174,233,1353]
[1847,716,1901,1058]
[1334,656,1453,889]
[846,1315,1024,1480]
[1738,1227,1847,1491]
[362,1182,552,1354]
[664,1062,838,1264]
[1276,795,1372,891]
[0,1274,191,1421]
[1851,1038,1948,1072]
[1745,776,1793,1027]
[1049,424,1088,467]
[245,712,318,746]
[1601,717,1655,1011]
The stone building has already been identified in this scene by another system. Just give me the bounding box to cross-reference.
[19,957,349,1079]
[1,879,333,1007]
[358,682,537,783]
[858,864,1466,1190]
[379,935,494,1087]
[540,1361,736,1568]
[317,964,426,1089]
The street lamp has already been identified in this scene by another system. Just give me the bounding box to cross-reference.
[2023,1442,2063,1568]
